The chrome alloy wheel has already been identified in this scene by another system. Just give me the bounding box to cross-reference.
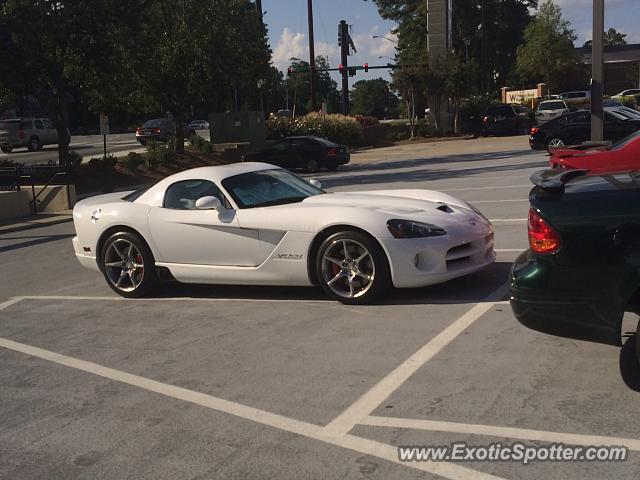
[548,138,565,147]
[321,239,375,299]
[103,239,145,292]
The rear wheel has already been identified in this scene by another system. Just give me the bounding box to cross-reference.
[306,158,319,173]
[28,136,41,152]
[0,146,11,153]
[100,231,158,298]
[315,231,391,305]
[546,137,565,152]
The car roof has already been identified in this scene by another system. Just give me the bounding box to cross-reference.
[135,162,279,205]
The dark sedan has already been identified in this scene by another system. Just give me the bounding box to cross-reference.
[135,118,195,145]
[479,104,520,137]
[510,168,640,358]
[243,136,350,173]
[529,110,640,151]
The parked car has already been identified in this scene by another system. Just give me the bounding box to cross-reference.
[0,118,66,153]
[510,168,640,360]
[243,136,350,173]
[479,104,520,136]
[603,98,624,108]
[535,100,569,124]
[528,110,640,151]
[559,90,591,105]
[71,163,495,304]
[188,120,209,130]
[136,119,195,145]
[614,89,640,97]
[549,130,640,174]
[607,106,640,120]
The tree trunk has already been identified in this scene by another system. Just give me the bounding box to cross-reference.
[174,111,185,154]
[56,76,70,166]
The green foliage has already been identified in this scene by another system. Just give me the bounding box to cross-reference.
[189,135,214,154]
[122,152,145,172]
[285,56,341,114]
[87,155,117,170]
[583,28,627,48]
[145,142,174,168]
[350,79,399,118]
[516,0,578,93]
[67,151,83,168]
[266,113,363,146]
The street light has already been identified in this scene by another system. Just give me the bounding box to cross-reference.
[372,35,398,45]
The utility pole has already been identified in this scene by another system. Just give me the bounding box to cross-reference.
[307,0,317,112]
[481,0,487,95]
[591,0,604,142]
[339,20,350,115]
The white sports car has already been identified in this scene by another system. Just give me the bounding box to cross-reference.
[72,163,495,304]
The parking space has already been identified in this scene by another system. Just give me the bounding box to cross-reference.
[1,135,638,479]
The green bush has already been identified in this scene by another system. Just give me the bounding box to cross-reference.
[145,141,174,168]
[87,155,117,170]
[122,152,144,171]
[618,95,639,109]
[67,150,83,167]
[189,134,214,154]
[266,113,363,146]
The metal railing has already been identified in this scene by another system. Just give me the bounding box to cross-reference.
[0,165,72,213]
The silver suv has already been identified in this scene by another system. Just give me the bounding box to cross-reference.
[0,118,64,153]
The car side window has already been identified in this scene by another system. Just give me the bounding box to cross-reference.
[163,179,229,210]
[43,119,54,129]
[566,113,590,124]
[34,119,44,129]
[272,141,289,151]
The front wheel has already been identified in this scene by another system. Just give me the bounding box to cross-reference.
[315,231,391,305]
[28,137,41,152]
[0,146,11,153]
[546,137,565,152]
[100,231,158,298]
[306,158,319,173]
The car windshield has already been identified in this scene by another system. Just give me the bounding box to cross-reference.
[143,119,166,128]
[539,101,565,111]
[610,130,640,151]
[222,169,324,208]
[310,137,339,147]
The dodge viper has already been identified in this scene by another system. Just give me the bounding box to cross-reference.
[72,163,495,304]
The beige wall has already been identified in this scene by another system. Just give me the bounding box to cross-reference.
[25,185,77,213]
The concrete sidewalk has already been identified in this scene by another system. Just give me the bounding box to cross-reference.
[0,211,73,234]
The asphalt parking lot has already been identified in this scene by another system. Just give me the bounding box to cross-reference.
[1,135,640,479]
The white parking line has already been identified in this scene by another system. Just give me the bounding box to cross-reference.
[322,299,500,438]
[362,415,640,451]
[441,185,530,192]
[0,333,503,480]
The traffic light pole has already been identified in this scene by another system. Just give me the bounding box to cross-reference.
[340,20,349,115]
[307,0,317,112]
[591,0,604,142]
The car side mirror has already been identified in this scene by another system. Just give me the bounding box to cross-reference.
[309,179,322,188]
[195,196,222,211]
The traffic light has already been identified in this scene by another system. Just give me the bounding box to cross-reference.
[339,63,345,75]
[348,67,356,77]
[364,63,369,72]
[287,67,293,76]
[338,25,343,47]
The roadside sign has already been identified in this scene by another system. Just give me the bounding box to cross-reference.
[99,114,109,135]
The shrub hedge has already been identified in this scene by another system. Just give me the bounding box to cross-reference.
[266,113,363,146]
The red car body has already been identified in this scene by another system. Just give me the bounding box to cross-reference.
[549,131,640,174]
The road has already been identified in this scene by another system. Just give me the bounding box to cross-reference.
[1,135,639,480]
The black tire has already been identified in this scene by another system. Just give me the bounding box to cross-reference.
[327,165,339,172]
[0,146,11,153]
[28,136,41,152]
[100,231,158,298]
[315,230,391,305]
[545,137,566,152]
[306,158,319,173]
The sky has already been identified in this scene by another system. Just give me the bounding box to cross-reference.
[262,0,639,83]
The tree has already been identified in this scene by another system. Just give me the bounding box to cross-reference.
[0,0,142,164]
[285,56,340,115]
[583,28,628,48]
[516,0,578,93]
[350,78,399,118]
[130,0,272,153]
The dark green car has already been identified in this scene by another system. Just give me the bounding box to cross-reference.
[509,169,640,353]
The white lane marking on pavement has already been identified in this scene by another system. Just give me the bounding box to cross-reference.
[322,299,499,437]
[441,185,530,192]
[0,336,503,480]
[489,218,527,223]
[362,416,640,451]
[470,199,528,204]
[0,297,24,311]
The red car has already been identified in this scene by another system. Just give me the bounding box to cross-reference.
[549,130,640,174]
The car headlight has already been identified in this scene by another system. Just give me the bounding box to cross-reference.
[386,219,446,238]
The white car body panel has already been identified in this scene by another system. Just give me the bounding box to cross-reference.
[72,163,495,290]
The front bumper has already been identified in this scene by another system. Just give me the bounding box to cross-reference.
[509,250,622,346]
[72,235,100,272]
[529,135,545,150]
[380,230,495,288]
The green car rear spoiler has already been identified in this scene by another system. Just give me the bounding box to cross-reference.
[530,169,589,191]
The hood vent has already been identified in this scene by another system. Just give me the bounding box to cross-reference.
[437,204,454,214]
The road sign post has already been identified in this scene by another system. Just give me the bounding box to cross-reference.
[99,114,109,160]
